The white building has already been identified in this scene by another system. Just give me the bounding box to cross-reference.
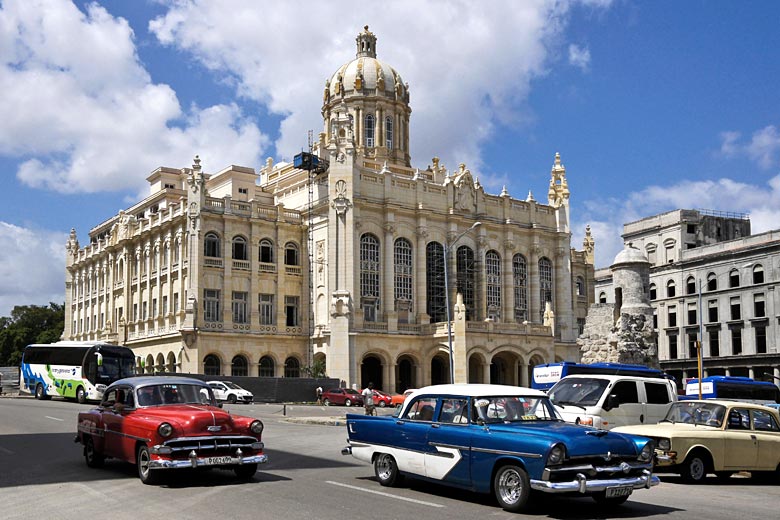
[64,27,594,391]
[595,209,780,385]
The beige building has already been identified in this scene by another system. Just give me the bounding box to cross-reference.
[64,27,594,392]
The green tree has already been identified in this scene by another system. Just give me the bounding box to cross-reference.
[302,359,327,379]
[0,303,64,365]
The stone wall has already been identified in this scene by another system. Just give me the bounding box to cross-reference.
[578,304,658,368]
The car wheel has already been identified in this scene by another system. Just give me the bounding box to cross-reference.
[493,464,531,512]
[378,401,386,408]
[592,491,630,506]
[76,386,87,404]
[345,398,352,407]
[680,452,708,483]
[228,394,237,404]
[234,463,258,480]
[35,384,44,400]
[84,436,104,468]
[137,445,160,485]
[374,453,402,487]
[323,398,331,406]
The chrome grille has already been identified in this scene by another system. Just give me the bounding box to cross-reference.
[162,435,258,456]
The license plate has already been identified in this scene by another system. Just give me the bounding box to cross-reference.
[605,486,632,498]
[204,456,235,465]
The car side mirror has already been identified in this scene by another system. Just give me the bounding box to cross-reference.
[604,394,620,411]
[218,402,223,408]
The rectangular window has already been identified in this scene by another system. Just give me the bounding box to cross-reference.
[142,301,147,320]
[238,187,248,195]
[708,329,719,357]
[667,306,677,327]
[668,333,678,359]
[232,291,248,324]
[645,382,671,404]
[731,327,742,355]
[730,297,741,320]
[133,303,138,321]
[285,296,299,327]
[162,295,168,316]
[708,300,718,323]
[652,311,658,329]
[756,325,767,354]
[204,289,221,322]
[259,294,274,325]
[173,293,179,313]
[687,303,697,326]
[577,318,586,336]
[753,293,765,318]
[688,332,698,358]
[152,298,157,318]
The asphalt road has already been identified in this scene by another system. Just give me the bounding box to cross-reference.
[1,397,778,520]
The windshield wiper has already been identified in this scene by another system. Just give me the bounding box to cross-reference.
[554,400,586,411]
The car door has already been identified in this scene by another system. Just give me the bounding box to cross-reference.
[425,397,471,486]
[393,397,437,477]
[604,380,644,427]
[643,381,674,424]
[102,386,132,460]
[750,408,780,470]
[723,407,759,469]
[209,382,226,401]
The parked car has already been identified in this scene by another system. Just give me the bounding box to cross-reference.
[390,388,416,407]
[207,380,254,404]
[342,384,659,512]
[372,390,393,408]
[75,376,268,484]
[321,387,364,407]
[613,400,780,483]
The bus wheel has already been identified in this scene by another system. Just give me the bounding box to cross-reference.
[35,384,48,400]
[76,386,87,404]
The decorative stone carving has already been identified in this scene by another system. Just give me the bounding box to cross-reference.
[332,180,352,216]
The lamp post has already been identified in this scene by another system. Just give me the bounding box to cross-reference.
[444,222,481,384]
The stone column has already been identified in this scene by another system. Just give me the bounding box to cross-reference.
[529,246,540,322]
[415,226,429,324]
[383,223,395,321]
[453,293,468,384]
[503,241,515,322]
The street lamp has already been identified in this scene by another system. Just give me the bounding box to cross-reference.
[444,222,481,384]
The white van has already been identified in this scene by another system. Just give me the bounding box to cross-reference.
[548,374,678,429]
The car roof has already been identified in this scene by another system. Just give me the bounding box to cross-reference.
[410,383,546,399]
[674,399,780,411]
[110,376,209,389]
[559,374,673,383]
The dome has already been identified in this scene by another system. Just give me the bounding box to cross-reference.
[325,26,408,101]
[612,243,650,266]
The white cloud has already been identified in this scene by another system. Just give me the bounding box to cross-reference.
[0,0,269,194]
[0,222,66,317]
[719,125,780,169]
[148,0,603,174]
[573,174,780,268]
[568,44,591,71]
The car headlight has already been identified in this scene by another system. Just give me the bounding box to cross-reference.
[250,420,264,434]
[657,438,671,451]
[158,422,173,438]
[639,441,655,462]
[547,443,566,465]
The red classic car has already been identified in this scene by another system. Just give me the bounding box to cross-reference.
[75,376,268,484]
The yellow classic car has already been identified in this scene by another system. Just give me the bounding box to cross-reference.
[613,400,780,483]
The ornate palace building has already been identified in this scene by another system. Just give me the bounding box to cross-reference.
[64,27,594,392]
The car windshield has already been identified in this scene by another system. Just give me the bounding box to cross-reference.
[136,384,215,407]
[662,402,726,427]
[548,378,609,407]
[475,396,561,424]
[223,382,243,390]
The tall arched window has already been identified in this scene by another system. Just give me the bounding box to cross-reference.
[360,233,380,322]
[284,242,299,265]
[426,242,446,322]
[204,232,220,257]
[513,254,528,322]
[394,238,413,305]
[729,269,740,288]
[204,354,221,376]
[365,114,375,147]
[485,250,501,320]
[457,245,475,321]
[385,116,393,150]
[231,355,248,376]
[666,280,676,298]
[258,356,274,377]
[685,276,696,294]
[706,272,717,291]
[284,357,301,378]
[649,283,657,300]
[259,238,274,263]
[232,236,248,260]
[753,264,764,284]
[598,292,607,303]
[539,257,553,321]
[576,276,585,297]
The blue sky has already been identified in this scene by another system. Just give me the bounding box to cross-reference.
[1,0,779,316]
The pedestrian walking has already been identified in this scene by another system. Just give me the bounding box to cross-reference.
[316,385,323,405]
[362,382,375,416]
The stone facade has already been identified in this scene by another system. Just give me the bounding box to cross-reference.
[63,27,594,392]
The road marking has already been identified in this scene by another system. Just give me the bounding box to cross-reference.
[45,416,64,422]
[325,481,445,508]
[0,446,14,455]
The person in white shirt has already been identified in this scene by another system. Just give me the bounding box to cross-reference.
[362,382,375,415]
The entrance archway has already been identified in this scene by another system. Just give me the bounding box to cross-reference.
[396,356,416,393]
[431,355,449,385]
[361,355,383,390]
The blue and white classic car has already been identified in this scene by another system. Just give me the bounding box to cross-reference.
[342,384,659,512]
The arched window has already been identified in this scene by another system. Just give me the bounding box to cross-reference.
[204,232,220,257]
[394,238,413,304]
[204,354,221,376]
[365,114,375,147]
[232,236,248,260]
[513,254,528,322]
[539,257,553,321]
[598,292,607,304]
[284,242,299,265]
[117,258,124,280]
[485,250,501,320]
[729,269,740,288]
[284,357,300,378]
[753,264,764,284]
[457,245,476,321]
[231,355,248,377]
[706,272,717,291]
[360,234,380,321]
[173,236,181,264]
[575,276,585,297]
[649,283,657,300]
[686,276,696,295]
[163,242,169,267]
[385,116,393,150]
[426,241,445,322]
[259,238,274,263]
[258,356,274,378]
[666,280,676,298]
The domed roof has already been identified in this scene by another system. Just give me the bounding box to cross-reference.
[325,26,407,101]
[612,243,650,266]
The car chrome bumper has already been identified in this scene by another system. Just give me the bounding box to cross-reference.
[149,453,268,470]
[341,445,352,456]
[530,469,659,494]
